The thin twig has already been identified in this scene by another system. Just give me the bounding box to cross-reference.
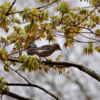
[7,0,57,15]
[3,40,17,48]
[16,68,23,72]
[7,10,27,15]
[52,33,100,43]
[3,61,31,84]
[7,48,27,56]
[8,66,31,84]
[79,33,100,41]
[82,6,96,8]
[53,31,93,34]
[7,37,39,56]
[42,0,56,10]
[3,90,34,100]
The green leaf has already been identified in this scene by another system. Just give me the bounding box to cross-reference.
[46,34,54,42]
[83,47,94,55]
[4,66,9,72]
[59,70,62,75]
[79,9,88,15]
[4,86,9,93]
[95,46,100,52]
[56,2,70,14]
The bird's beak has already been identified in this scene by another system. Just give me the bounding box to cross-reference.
[59,48,62,51]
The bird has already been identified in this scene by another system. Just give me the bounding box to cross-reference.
[26,43,62,60]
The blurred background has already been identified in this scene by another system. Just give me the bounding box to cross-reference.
[0,0,100,100]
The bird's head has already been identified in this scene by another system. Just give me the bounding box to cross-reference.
[53,43,62,51]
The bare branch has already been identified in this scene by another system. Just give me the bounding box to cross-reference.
[52,31,100,43]
[82,6,97,8]
[3,90,34,100]
[7,48,27,56]
[7,57,100,82]
[79,33,100,41]
[8,66,31,84]
[7,83,60,100]
[37,0,56,10]
[53,33,100,43]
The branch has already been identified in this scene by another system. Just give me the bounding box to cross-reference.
[82,6,97,8]
[7,64,60,100]
[44,61,100,82]
[8,66,31,84]
[53,31,100,41]
[5,0,16,16]
[7,0,56,15]
[3,90,34,100]
[75,80,92,100]
[7,48,27,56]
[78,5,98,25]
[37,0,56,10]
[79,33,100,41]
[7,37,39,56]
[52,32,100,43]
[7,83,60,100]
[3,40,17,48]
[8,57,100,82]
[52,33,100,43]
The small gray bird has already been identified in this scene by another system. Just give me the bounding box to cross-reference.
[26,43,61,58]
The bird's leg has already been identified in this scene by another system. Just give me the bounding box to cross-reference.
[39,57,41,60]
[45,57,51,62]
[35,54,38,59]
[35,54,41,60]
[19,51,22,56]
[45,57,48,61]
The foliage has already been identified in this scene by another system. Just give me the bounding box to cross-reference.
[0,0,100,99]
[0,77,9,94]
[19,55,39,72]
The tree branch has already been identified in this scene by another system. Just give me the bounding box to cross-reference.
[5,0,16,16]
[7,48,27,56]
[8,66,31,84]
[52,32,100,43]
[7,83,60,100]
[8,57,100,82]
[3,90,34,100]
[78,5,98,25]
[7,0,56,15]
[6,63,60,100]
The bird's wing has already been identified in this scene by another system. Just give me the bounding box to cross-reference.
[27,44,52,53]
[27,48,37,52]
[38,45,52,50]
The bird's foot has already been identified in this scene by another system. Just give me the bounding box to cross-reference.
[45,57,51,62]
